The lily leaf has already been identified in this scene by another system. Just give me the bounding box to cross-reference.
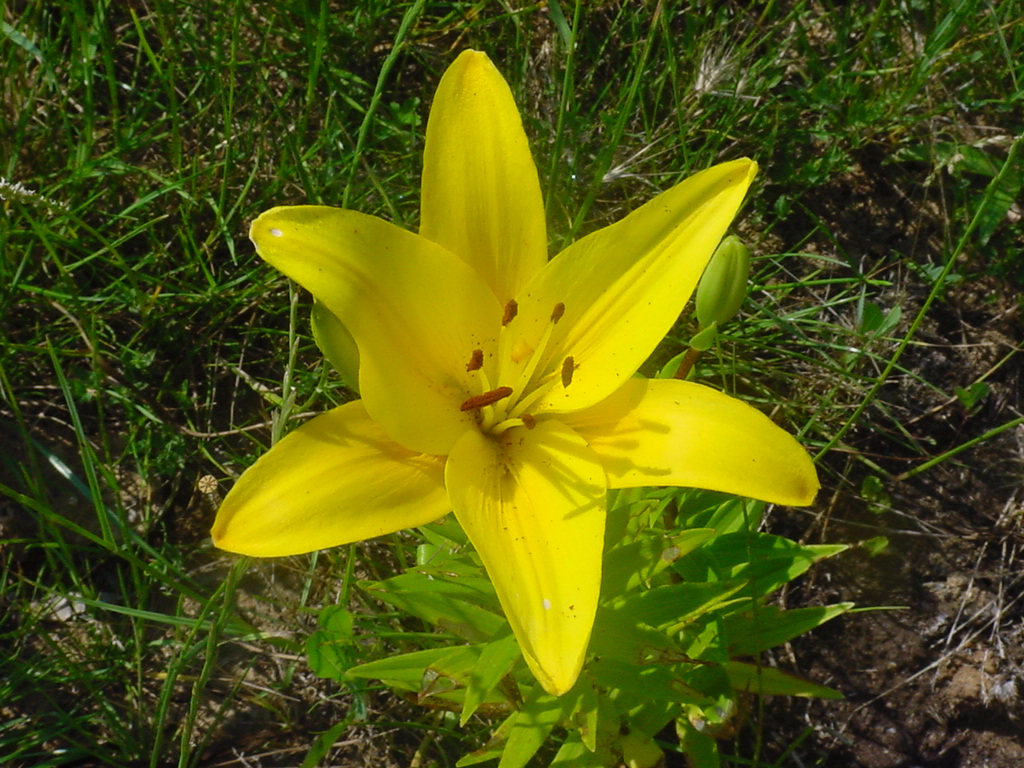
[724,660,844,699]
[724,602,855,655]
[347,645,475,691]
[602,527,716,595]
[676,492,765,535]
[589,607,678,664]
[461,630,522,725]
[362,571,504,643]
[498,686,572,768]
[606,580,747,633]
[549,732,607,767]
[457,685,570,768]
[676,531,847,598]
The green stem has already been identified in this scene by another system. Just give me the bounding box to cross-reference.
[892,415,1024,482]
[673,346,702,380]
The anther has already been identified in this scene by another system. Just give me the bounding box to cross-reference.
[521,413,536,429]
[561,356,576,387]
[550,302,565,323]
[466,349,484,372]
[502,299,519,326]
[460,386,514,412]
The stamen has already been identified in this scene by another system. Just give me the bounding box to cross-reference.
[502,299,519,326]
[503,301,569,418]
[491,414,534,435]
[561,356,575,387]
[460,386,514,412]
[466,349,484,372]
[509,382,554,418]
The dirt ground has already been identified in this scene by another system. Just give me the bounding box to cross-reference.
[754,149,1024,767]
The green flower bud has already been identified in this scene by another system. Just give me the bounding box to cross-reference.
[695,235,750,329]
[311,300,360,392]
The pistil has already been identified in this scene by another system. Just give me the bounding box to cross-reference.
[464,300,571,434]
[502,302,566,417]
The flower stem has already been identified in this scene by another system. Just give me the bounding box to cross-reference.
[673,347,702,380]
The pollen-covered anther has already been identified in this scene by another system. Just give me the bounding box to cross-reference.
[561,356,576,387]
[502,299,519,326]
[460,386,514,412]
[521,413,536,429]
[550,302,565,323]
[466,349,484,372]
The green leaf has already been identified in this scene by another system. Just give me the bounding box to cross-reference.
[362,570,504,642]
[607,580,746,632]
[461,631,522,725]
[861,536,890,556]
[457,685,570,768]
[723,661,843,699]
[589,606,678,663]
[677,532,846,599]
[676,493,765,534]
[305,606,356,682]
[458,707,520,766]
[349,642,521,714]
[954,380,990,412]
[955,144,1003,177]
[724,603,854,655]
[976,157,1021,245]
[301,721,352,768]
[421,514,472,547]
[860,474,891,510]
[347,645,476,692]
[619,730,666,768]
[676,721,720,768]
[588,657,710,709]
[602,528,716,595]
[498,687,570,768]
[568,674,601,752]
[549,732,607,767]
[857,300,901,338]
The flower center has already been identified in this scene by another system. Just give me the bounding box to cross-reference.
[458,299,574,436]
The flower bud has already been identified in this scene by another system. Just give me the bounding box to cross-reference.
[311,301,361,392]
[695,235,750,329]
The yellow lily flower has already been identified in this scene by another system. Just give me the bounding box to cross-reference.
[211,50,819,696]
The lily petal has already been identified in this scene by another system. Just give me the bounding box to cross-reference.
[212,401,450,557]
[445,420,606,696]
[512,159,757,415]
[565,377,819,506]
[420,50,547,305]
[250,206,503,455]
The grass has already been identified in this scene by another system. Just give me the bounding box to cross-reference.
[2,0,1022,765]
